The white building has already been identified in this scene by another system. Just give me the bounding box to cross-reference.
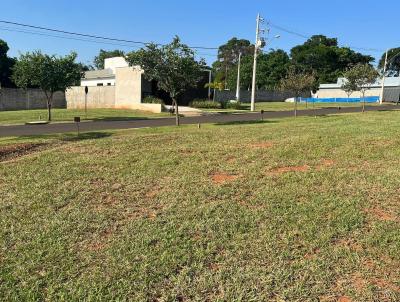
[81,57,130,87]
[317,77,400,102]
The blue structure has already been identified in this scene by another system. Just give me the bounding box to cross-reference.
[299,96,380,103]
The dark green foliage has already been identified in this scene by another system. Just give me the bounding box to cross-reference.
[0,39,16,87]
[142,96,164,104]
[190,99,222,109]
[290,35,374,84]
[378,48,400,75]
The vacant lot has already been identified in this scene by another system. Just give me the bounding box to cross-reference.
[0,108,168,125]
[1,112,400,301]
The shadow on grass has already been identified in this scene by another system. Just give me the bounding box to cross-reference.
[61,132,113,142]
[215,120,277,126]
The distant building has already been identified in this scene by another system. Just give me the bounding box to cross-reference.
[317,77,400,102]
[81,57,129,87]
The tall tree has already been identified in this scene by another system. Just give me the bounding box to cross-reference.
[94,49,125,69]
[226,49,290,90]
[127,36,205,126]
[213,38,254,87]
[291,35,374,84]
[279,66,316,117]
[0,39,16,87]
[378,48,400,75]
[343,63,379,112]
[13,51,82,121]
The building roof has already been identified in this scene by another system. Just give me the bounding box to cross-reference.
[84,68,115,80]
[319,77,400,89]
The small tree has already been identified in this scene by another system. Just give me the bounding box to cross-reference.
[127,37,205,126]
[344,63,379,112]
[341,79,357,101]
[13,51,82,121]
[205,81,224,101]
[279,67,316,117]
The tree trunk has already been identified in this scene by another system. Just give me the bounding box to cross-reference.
[362,93,365,113]
[294,96,298,118]
[173,98,179,126]
[45,91,53,122]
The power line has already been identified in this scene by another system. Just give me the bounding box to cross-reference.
[0,20,219,50]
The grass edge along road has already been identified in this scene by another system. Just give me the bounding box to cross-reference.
[1,111,400,301]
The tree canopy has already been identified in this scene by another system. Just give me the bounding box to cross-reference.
[290,35,374,84]
[0,39,16,87]
[127,36,205,125]
[12,51,82,121]
[378,48,400,75]
[94,49,125,69]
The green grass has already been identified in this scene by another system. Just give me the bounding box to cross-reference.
[202,101,388,113]
[1,111,400,301]
[0,108,169,125]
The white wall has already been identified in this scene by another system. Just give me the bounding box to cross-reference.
[81,78,115,87]
[104,57,129,74]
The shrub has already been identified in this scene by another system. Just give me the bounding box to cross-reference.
[190,99,222,109]
[142,96,164,104]
[221,100,244,110]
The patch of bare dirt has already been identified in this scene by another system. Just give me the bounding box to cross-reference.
[267,165,310,175]
[316,159,336,170]
[337,296,352,302]
[334,238,362,252]
[0,143,45,162]
[211,173,240,184]
[304,247,321,260]
[352,273,367,293]
[372,278,400,292]
[365,207,397,222]
[249,141,274,149]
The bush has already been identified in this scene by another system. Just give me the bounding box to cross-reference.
[221,100,244,110]
[142,96,164,104]
[190,99,222,109]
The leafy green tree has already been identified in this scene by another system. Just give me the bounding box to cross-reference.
[378,48,400,75]
[0,39,16,87]
[341,79,357,100]
[279,66,316,117]
[13,51,82,121]
[127,36,205,126]
[343,63,379,112]
[226,49,290,90]
[291,35,373,84]
[94,49,125,69]
[213,38,254,87]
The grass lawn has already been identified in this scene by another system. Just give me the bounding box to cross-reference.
[2,111,400,301]
[0,108,169,125]
[202,101,389,113]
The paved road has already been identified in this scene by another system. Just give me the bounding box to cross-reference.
[0,105,398,137]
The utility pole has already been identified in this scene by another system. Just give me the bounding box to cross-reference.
[380,49,388,105]
[236,52,242,101]
[251,13,263,112]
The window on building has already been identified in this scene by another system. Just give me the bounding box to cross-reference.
[107,83,111,86]
[97,83,104,86]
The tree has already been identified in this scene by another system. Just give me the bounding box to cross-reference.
[279,67,316,117]
[341,79,357,101]
[0,39,16,87]
[205,81,224,101]
[13,51,82,121]
[213,38,254,88]
[291,35,374,85]
[378,48,400,75]
[343,63,379,112]
[226,49,290,90]
[94,49,125,69]
[126,36,205,126]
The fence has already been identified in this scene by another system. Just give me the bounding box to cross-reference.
[215,90,310,103]
[0,88,66,111]
[300,96,380,103]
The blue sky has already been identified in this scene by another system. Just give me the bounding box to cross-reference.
[0,0,397,66]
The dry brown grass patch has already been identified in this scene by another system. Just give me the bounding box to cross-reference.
[0,143,46,162]
[249,141,274,149]
[211,173,241,184]
[365,207,397,222]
